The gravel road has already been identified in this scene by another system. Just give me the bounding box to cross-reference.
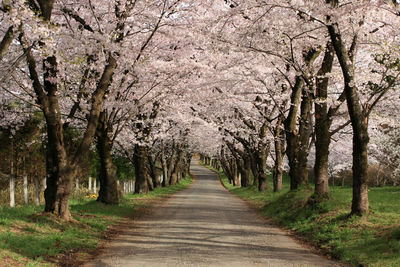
[86,160,340,267]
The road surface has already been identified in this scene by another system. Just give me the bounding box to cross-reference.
[87,160,340,267]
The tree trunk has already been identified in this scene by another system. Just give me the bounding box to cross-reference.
[296,86,313,187]
[147,174,154,191]
[328,24,369,215]
[96,113,119,204]
[285,77,304,190]
[256,150,268,191]
[238,156,251,187]
[170,148,184,185]
[250,153,259,187]
[220,154,234,184]
[0,26,15,61]
[314,42,334,198]
[314,138,330,197]
[134,145,149,194]
[148,155,160,188]
[170,173,178,185]
[42,177,46,191]
[185,154,192,176]
[161,151,169,187]
[23,49,116,219]
[232,158,239,186]
[273,115,284,192]
[167,148,177,185]
[43,110,75,220]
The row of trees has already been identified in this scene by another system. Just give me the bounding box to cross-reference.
[0,0,201,219]
[193,0,400,216]
[1,0,400,220]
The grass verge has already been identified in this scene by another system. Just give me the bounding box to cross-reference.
[208,166,400,267]
[0,175,193,267]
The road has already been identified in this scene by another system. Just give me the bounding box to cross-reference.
[87,160,340,267]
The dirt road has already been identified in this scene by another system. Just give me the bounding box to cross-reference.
[87,160,340,267]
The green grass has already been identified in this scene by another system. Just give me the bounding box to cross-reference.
[209,166,400,267]
[0,175,193,267]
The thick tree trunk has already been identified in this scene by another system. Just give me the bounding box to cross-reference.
[148,155,160,188]
[256,150,268,191]
[185,154,192,175]
[285,77,304,190]
[170,173,178,185]
[238,156,251,187]
[96,113,119,205]
[147,174,154,191]
[23,41,117,219]
[314,42,334,198]
[43,84,74,219]
[296,87,313,187]
[314,139,330,197]
[134,145,149,194]
[44,160,74,220]
[285,48,320,190]
[328,24,369,215]
[232,158,240,186]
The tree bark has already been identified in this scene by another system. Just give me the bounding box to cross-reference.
[161,150,169,187]
[148,154,160,188]
[96,112,119,204]
[185,154,192,176]
[285,76,304,190]
[273,115,284,192]
[256,150,268,191]
[314,42,334,198]
[296,85,313,187]
[134,145,149,194]
[250,153,259,186]
[220,151,234,184]
[32,54,117,220]
[0,26,14,61]
[285,48,320,190]
[167,147,177,185]
[170,146,184,185]
[42,56,74,219]
[328,24,369,215]
[238,156,252,187]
